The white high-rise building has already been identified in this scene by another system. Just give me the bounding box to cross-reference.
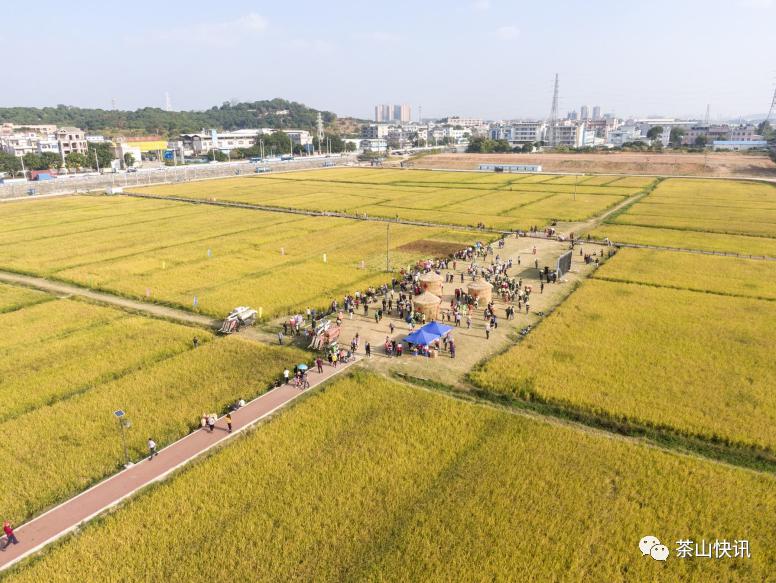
[592,106,601,120]
[393,104,412,123]
[580,105,590,120]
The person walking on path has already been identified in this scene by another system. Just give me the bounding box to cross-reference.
[226,413,233,433]
[277,331,284,345]
[389,322,395,335]
[316,357,324,373]
[283,368,290,384]
[192,336,199,349]
[365,342,371,358]
[207,414,216,433]
[485,321,491,340]
[540,281,544,294]
[1,521,18,550]
[147,438,158,459]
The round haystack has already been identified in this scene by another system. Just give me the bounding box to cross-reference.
[467,280,493,303]
[413,291,441,320]
[418,271,444,295]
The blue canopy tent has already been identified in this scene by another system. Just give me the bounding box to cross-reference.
[404,329,439,346]
[421,322,452,337]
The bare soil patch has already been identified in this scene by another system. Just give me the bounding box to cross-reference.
[415,152,776,179]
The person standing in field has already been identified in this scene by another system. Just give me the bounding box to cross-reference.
[192,336,199,348]
[147,438,158,459]
[226,413,233,433]
[277,331,284,345]
[1,521,18,550]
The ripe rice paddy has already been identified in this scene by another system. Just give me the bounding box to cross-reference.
[0,195,475,318]
[135,168,647,229]
[0,287,306,524]
[592,178,776,255]
[7,373,775,582]
[471,251,776,451]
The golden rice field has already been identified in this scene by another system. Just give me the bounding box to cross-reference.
[471,275,776,451]
[7,373,775,582]
[0,195,475,318]
[591,224,776,257]
[0,289,306,524]
[136,168,648,228]
[593,178,776,254]
[0,282,50,313]
[594,247,776,300]
[0,297,197,423]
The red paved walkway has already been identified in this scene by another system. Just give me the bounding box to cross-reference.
[0,357,358,572]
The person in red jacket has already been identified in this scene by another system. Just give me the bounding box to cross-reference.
[2,521,18,550]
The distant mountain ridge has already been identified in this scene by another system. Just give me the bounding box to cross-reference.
[0,99,359,137]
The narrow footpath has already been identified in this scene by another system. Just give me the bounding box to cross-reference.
[0,356,359,572]
[0,270,217,329]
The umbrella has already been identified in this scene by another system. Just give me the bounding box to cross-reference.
[297,363,309,371]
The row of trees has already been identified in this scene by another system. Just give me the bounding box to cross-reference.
[0,99,337,137]
[467,137,534,153]
[0,142,135,176]
[222,131,355,160]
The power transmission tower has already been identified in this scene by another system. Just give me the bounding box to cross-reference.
[316,112,324,154]
[766,87,776,124]
[547,74,559,148]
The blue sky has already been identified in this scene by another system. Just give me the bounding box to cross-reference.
[2,0,775,119]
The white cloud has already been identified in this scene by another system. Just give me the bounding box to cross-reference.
[496,25,519,40]
[127,13,268,48]
[472,0,491,10]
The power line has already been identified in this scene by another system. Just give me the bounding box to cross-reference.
[767,87,776,124]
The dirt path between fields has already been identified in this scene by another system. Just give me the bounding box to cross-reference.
[557,189,649,236]
[0,270,218,328]
[0,356,361,573]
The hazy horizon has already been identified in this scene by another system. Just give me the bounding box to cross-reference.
[2,0,775,121]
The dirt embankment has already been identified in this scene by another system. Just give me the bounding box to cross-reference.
[414,152,776,178]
